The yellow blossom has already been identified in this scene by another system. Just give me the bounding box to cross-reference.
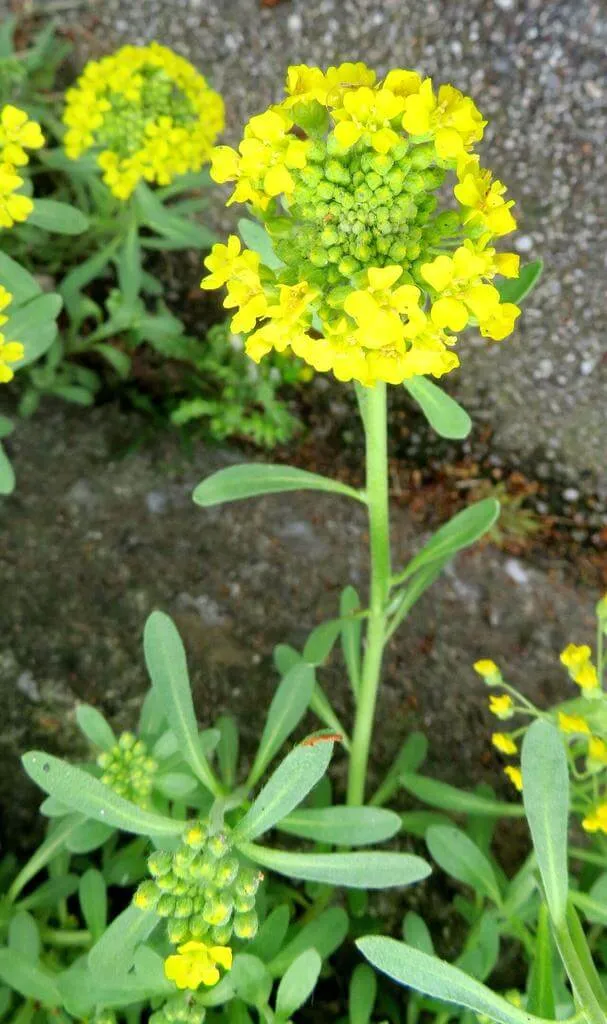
[560,643,599,691]
[489,693,514,720]
[588,737,607,767]
[492,733,517,755]
[164,940,232,990]
[473,659,501,682]
[0,162,33,229]
[402,79,486,160]
[557,711,590,735]
[0,105,44,166]
[582,803,607,834]
[504,766,523,792]
[454,159,517,237]
[332,87,405,154]
[0,332,24,383]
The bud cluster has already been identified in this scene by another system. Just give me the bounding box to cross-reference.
[150,992,206,1024]
[97,731,157,807]
[134,822,263,948]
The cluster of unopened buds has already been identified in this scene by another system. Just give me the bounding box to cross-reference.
[97,731,158,807]
[134,821,263,990]
[0,103,44,229]
[474,594,607,828]
[202,62,522,388]
[63,43,224,199]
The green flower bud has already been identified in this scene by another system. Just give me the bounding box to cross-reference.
[156,894,176,917]
[206,833,230,859]
[233,910,259,940]
[174,896,194,919]
[156,871,177,892]
[327,245,342,264]
[183,822,207,850]
[133,880,159,910]
[235,868,263,898]
[189,913,210,939]
[167,918,190,944]
[211,923,233,945]
[202,896,233,928]
[309,247,329,267]
[233,892,256,914]
[326,159,350,185]
[317,180,335,201]
[214,857,240,888]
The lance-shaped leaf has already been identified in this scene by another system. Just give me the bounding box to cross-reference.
[88,904,158,977]
[247,662,316,788]
[143,611,220,795]
[275,949,321,1020]
[400,772,524,818]
[193,463,364,507]
[0,949,60,1006]
[404,378,471,440]
[496,260,543,304]
[394,499,499,586]
[426,825,502,905]
[237,740,334,841]
[277,805,401,846]
[357,938,550,1024]
[238,843,431,889]
[521,719,569,926]
[268,907,348,978]
[28,199,89,235]
[238,217,283,270]
[22,752,183,838]
[7,814,85,901]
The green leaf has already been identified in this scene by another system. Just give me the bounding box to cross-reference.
[75,704,116,751]
[0,446,15,496]
[386,559,449,639]
[135,182,215,248]
[79,869,107,941]
[143,611,220,795]
[154,772,198,799]
[496,261,543,305]
[0,252,41,303]
[340,585,362,695]
[268,907,348,977]
[404,378,471,440]
[248,905,291,963]
[371,732,428,807]
[303,619,342,665]
[403,912,435,955]
[118,220,142,306]
[216,715,239,789]
[0,949,60,1006]
[7,815,84,901]
[238,218,283,270]
[9,912,40,962]
[93,342,132,379]
[426,825,502,904]
[309,684,350,748]
[357,938,548,1024]
[527,903,555,1017]
[88,904,158,977]
[275,949,321,1020]
[274,643,300,676]
[229,954,272,1009]
[400,810,453,837]
[28,199,89,235]
[521,720,569,926]
[349,963,377,1024]
[17,874,79,912]
[248,662,316,787]
[237,740,334,841]
[22,752,183,838]
[194,463,364,507]
[278,806,401,846]
[239,842,431,889]
[65,819,114,854]
[7,294,61,369]
[400,773,524,817]
[397,499,499,585]
[572,874,607,926]
[60,238,120,311]
[0,15,16,57]
[0,415,14,440]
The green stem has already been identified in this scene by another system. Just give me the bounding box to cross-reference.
[347,383,391,806]
[41,928,92,947]
[553,912,607,1024]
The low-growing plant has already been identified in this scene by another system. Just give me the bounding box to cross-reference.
[5,54,604,1024]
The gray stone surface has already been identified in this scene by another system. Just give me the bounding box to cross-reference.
[0,401,600,850]
[58,0,607,486]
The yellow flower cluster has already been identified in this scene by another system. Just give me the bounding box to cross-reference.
[203,62,521,386]
[488,693,514,720]
[560,643,599,692]
[0,287,24,382]
[164,940,232,990]
[63,44,224,200]
[0,105,44,229]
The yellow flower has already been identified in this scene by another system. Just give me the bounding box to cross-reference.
[560,643,599,691]
[0,162,33,229]
[492,733,518,755]
[489,693,514,720]
[504,765,523,792]
[473,659,501,683]
[164,940,232,990]
[582,803,607,834]
[454,159,517,237]
[0,105,44,166]
[402,79,486,160]
[557,711,590,735]
[0,331,24,383]
[332,86,405,154]
[63,44,224,199]
[588,737,607,767]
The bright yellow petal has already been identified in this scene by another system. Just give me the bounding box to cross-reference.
[430,296,468,331]
[333,120,362,149]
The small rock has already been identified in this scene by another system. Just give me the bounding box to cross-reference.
[16,671,41,702]
[563,488,580,503]
[504,559,530,586]
[145,491,168,515]
[514,234,533,254]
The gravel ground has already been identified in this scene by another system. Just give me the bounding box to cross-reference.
[0,400,600,852]
[55,0,607,489]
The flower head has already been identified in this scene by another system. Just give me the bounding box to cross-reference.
[492,733,517,755]
[0,105,44,166]
[560,643,599,692]
[489,693,514,720]
[473,659,501,684]
[0,161,33,229]
[0,289,23,381]
[504,765,523,792]
[583,803,607,835]
[63,44,224,199]
[557,711,590,735]
[587,737,607,770]
[164,940,232,990]
[202,62,521,387]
